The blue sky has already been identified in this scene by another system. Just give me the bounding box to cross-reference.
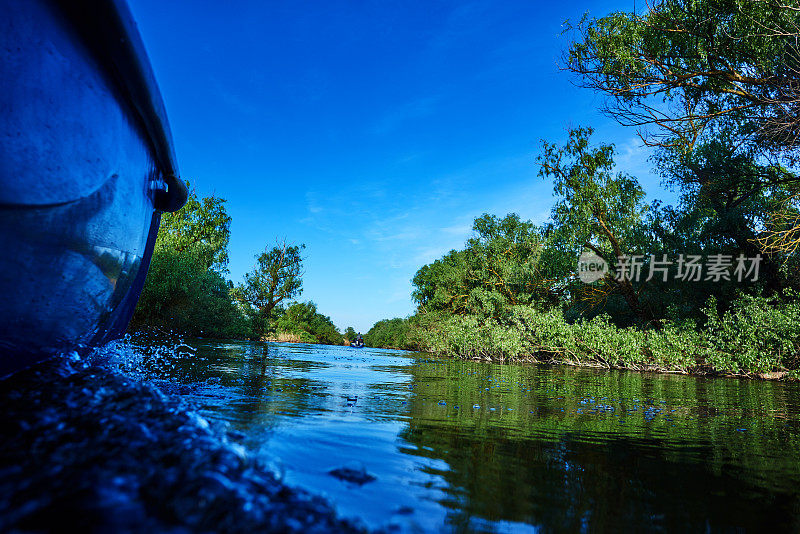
[129,0,672,332]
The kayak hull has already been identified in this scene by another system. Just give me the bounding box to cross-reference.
[0,0,185,375]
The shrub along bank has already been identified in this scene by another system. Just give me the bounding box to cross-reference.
[414,294,800,378]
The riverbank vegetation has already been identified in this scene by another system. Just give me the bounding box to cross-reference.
[130,189,350,345]
[366,0,800,377]
[364,318,417,350]
[129,189,251,339]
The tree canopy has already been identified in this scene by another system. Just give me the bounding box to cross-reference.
[538,126,657,324]
[131,188,248,338]
[235,241,305,336]
[156,184,231,271]
[273,301,342,345]
[412,213,553,318]
[564,0,800,254]
[565,0,800,158]
[364,318,415,350]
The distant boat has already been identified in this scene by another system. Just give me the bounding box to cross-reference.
[350,343,365,348]
[0,0,187,375]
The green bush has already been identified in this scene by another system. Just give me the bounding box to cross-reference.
[702,293,800,373]
[416,294,800,376]
[364,318,417,349]
[131,248,252,339]
[272,302,342,345]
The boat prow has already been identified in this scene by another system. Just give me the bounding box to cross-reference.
[0,0,187,376]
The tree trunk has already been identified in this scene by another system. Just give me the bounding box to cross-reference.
[593,211,661,328]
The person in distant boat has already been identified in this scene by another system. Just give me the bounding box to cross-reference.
[355,333,364,347]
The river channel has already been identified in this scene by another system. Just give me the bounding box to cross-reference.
[129,339,800,532]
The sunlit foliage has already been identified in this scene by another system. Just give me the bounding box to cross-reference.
[234,241,305,337]
[364,318,416,350]
[273,301,342,345]
[131,188,250,338]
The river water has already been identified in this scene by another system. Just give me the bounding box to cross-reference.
[117,338,800,533]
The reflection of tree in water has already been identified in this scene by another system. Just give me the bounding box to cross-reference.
[191,341,337,434]
[399,358,800,531]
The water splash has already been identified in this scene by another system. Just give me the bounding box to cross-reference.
[0,340,364,533]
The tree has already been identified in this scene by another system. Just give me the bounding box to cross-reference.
[157,183,231,271]
[657,127,795,289]
[273,301,342,345]
[131,187,250,338]
[237,240,305,336]
[412,213,554,318]
[343,327,357,342]
[564,0,800,157]
[564,0,800,251]
[537,126,657,325]
[364,318,414,349]
[467,214,554,308]
[412,248,477,315]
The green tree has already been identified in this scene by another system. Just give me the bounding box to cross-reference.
[273,301,342,345]
[467,214,554,310]
[537,126,656,325]
[564,0,800,158]
[343,327,357,342]
[654,128,797,295]
[412,213,554,318]
[131,188,250,338]
[412,248,476,315]
[237,240,305,336]
[364,318,414,349]
[156,184,231,271]
[564,0,800,251]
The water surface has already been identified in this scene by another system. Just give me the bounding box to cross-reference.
[145,340,800,532]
